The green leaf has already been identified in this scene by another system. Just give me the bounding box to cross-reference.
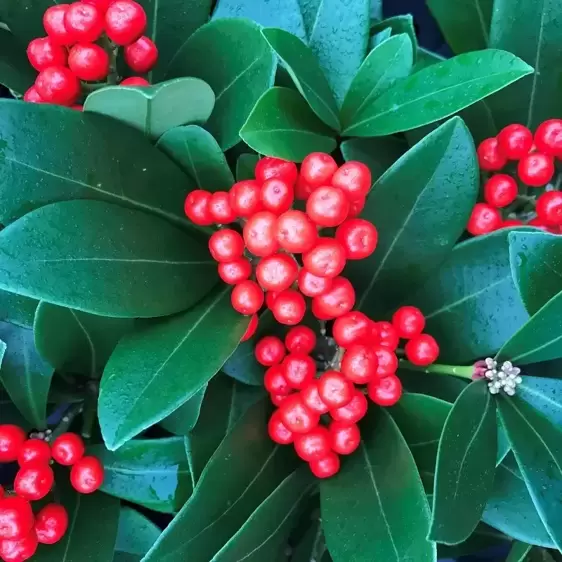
[369,16,418,58]
[88,437,192,513]
[160,385,207,436]
[430,380,497,544]
[213,468,315,561]
[398,370,468,403]
[0,200,216,318]
[498,395,562,550]
[0,288,37,329]
[348,117,478,316]
[342,50,533,136]
[34,302,134,377]
[427,0,492,54]
[0,101,195,229]
[407,229,530,363]
[0,0,53,43]
[167,18,276,150]
[240,87,337,161]
[236,154,260,181]
[99,287,248,450]
[262,28,340,131]
[115,507,161,557]
[84,78,215,141]
[340,35,414,131]
[291,519,330,562]
[144,399,298,561]
[0,29,35,94]
[321,408,436,562]
[518,376,562,427]
[156,126,234,192]
[506,541,533,562]
[437,523,508,560]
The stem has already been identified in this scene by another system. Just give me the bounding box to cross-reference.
[81,381,99,441]
[46,402,84,443]
[399,359,474,380]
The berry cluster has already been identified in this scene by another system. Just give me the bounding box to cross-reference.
[0,425,104,561]
[470,120,562,235]
[24,0,157,107]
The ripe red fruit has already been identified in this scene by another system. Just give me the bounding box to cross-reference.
[302,238,346,278]
[105,0,147,45]
[120,76,149,86]
[218,257,252,285]
[331,161,371,201]
[483,174,518,208]
[373,346,398,377]
[368,374,402,406]
[23,87,44,103]
[260,179,294,214]
[405,334,440,366]
[392,306,425,339]
[64,2,104,42]
[518,153,555,187]
[375,321,399,350]
[35,66,80,106]
[295,175,314,200]
[285,325,316,355]
[14,463,55,501]
[306,186,350,227]
[312,276,355,319]
[256,253,299,292]
[293,426,331,461]
[270,393,289,407]
[298,268,332,297]
[535,119,562,157]
[0,486,3,499]
[271,289,306,325]
[282,354,316,390]
[0,532,38,561]
[243,211,279,257]
[335,219,378,259]
[300,152,338,187]
[230,180,262,217]
[330,392,368,424]
[276,210,318,253]
[332,311,370,347]
[255,157,298,186]
[84,0,112,12]
[70,456,104,494]
[18,439,51,467]
[27,37,67,72]
[466,203,502,235]
[231,280,264,315]
[0,497,34,540]
[209,191,236,224]
[208,229,244,262]
[348,196,366,218]
[329,421,361,455]
[309,452,340,478]
[43,5,74,45]
[34,504,68,545]
[477,138,507,171]
[497,124,533,160]
[184,190,213,225]
[301,381,329,414]
[124,36,158,73]
[68,43,110,81]
[341,344,378,384]
[267,411,293,445]
[264,365,291,395]
[501,219,524,228]
[254,336,285,366]
[536,191,562,226]
[265,291,279,310]
[240,314,258,342]
[317,371,354,408]
[0,425,26,463]
[279,394,320,434]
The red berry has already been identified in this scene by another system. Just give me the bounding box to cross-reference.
[84,0,112,12]
[208,229,244,262]
[309,451,340,478]
[35,66,80,106]
[501,219,524,228]
[301,381,329,414]
[124,35,158,73]
[375,321,399,350]
[231,280,264,315]
[68,43,110,81]
[0,498,34,540]
[120,76,149,86]
[264,365,291,395]
[373,346,398,377]
[14,463,55,501]
[405,334,440,366]
[285,325,316,355]
[348,196,366,218]
[293,426,331,461]
[34,504,68,545]
[467,203,502,235]
[230,180,262,217]
[240,314,258,342]
[332,311,370,347]
[497,124,533,160]
[43,5,74,45]
[276,210,318,253]
[209,191,236,224]
[64,2,104,42]
[70,456,104,494]
[17,440,51,467]
[298,268,332,297]
[295,175,314,200]
[341,344,378,384]
[330,391,368,424]
[243,211,278,257]
[282,353,316,390]
[483,174,518,208]
[331,161,371,201]
[260,179,294,214]
[536,191,562,226]
[265,291,279,310]
[255,157,298,186]
[268,411,294,445]
[303,238,346,278]
[23,87,44,104]
[279,394,320,434]
[0,532,38,561]
[312,277,355,319]
[218,257,252,285]
[535,119,562,158]
[271,289,306,325]
[318,371,353,408]
[300,152,338,187]
[335,219,378,259]
[270,393,289,407]
[255,336,285,366]
[184,190,213,225]
[256,253,299,292]
[0,487,3,499]
[368,374,402,406]
[477,138,507,171]
[392,306,425,339]
[518,153,555,187]
[306,186,350,227]
[0,425,26,463]
[105,0,147,45]
[329,421,361,454]
[27,37,67,72]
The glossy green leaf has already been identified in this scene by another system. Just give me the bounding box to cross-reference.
[430,380,497,544]
[0,0,53,43]
[240,87,337,161]
[84,78,215,141]
[156,126,234,192]
[144,399,298,561]
[340,35,413,130]
[0,395,31,429]
[437,524,508,560]
[160,385,207,436]
[407,229,529,363]
[321,408,436,562]
[262,28,340,131]
[518,376,562,428]
[89,437,192,513]
[99,287,247,450]
[0,200,216,318]
[34,302,134,377]
[291,519,330,562]
[398,370,468,403]
[370,15,417,57]
[236,154,259,181]
[343,50,533,136]
[506,541,533,562]
[370,27,392,49]
[0,29,35,94]
[0,288,37,329]
[348,117,478,316]
[167,18,276,150]
[115,507,161,557]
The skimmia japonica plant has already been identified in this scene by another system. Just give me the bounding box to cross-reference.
[0,0,561,560]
